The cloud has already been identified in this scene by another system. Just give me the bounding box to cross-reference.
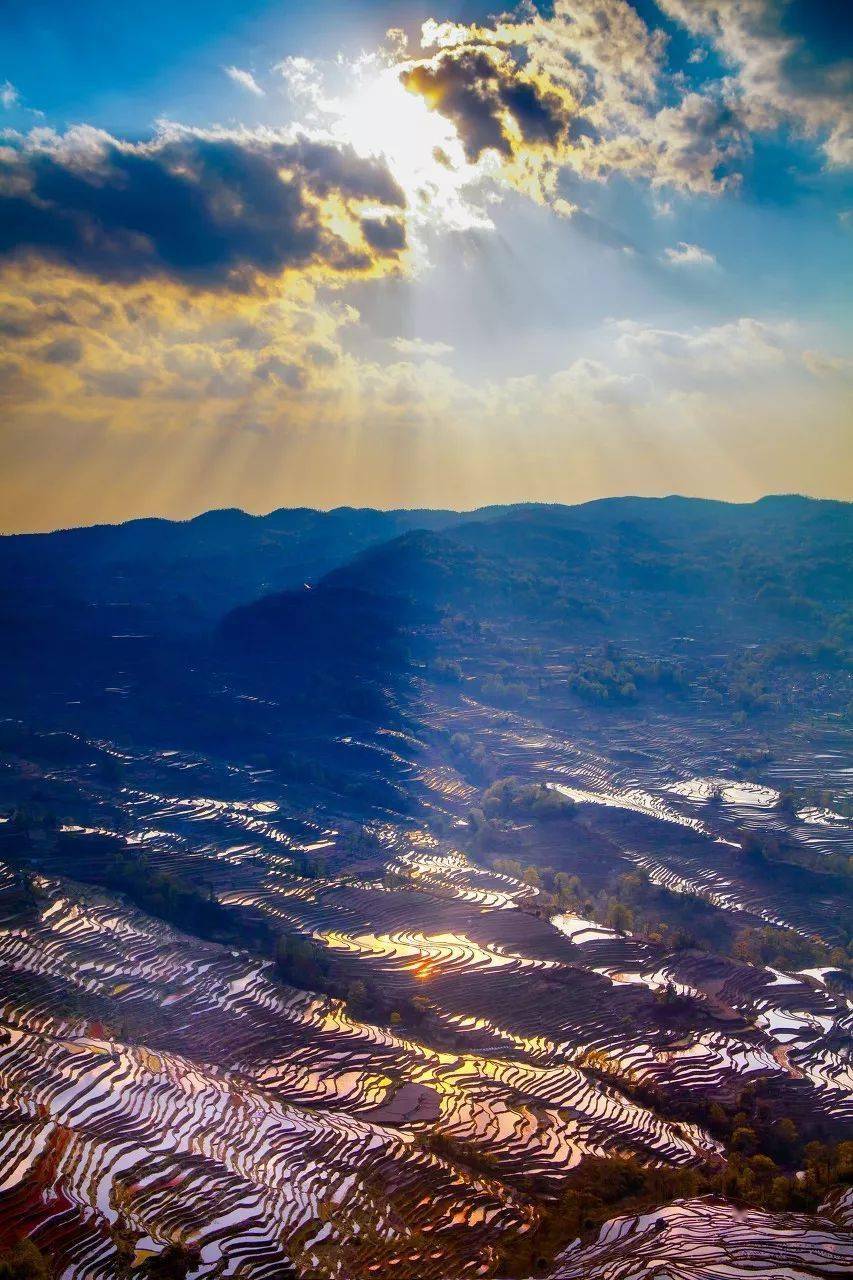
[802,349,852,379]
[1,80,19,110]
[400,3,751,197]
[38,335,84,364]
[568,86,749,195]
[391,337,454,359]
[0,259,361,422]
[631,91,748,193]
[663,241,717,266]
[614,316,795,375]
[2,2,844,323]
[399,0,851,199]
[275,56,324,103]
[254,356,306,388]
[360,215,407,252]
[658,0,853,167]
[225,66,265,97]
[1,267,849,529]
[546,356,642,406]
[400,43,573,164]
[521,0,667,104]
[0,125,406,288]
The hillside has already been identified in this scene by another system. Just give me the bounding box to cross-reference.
[224,495,853,651]
[0,493,851,1279]
[0,504,461,629]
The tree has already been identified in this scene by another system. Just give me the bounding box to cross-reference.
[731,1126,757,1153]
[608,902,633,934]
[777,790,798,816]
[772,1117,799,1160]
[142,1245,200,1279]
[345,980,368,1015]
[0,1241,50,1280]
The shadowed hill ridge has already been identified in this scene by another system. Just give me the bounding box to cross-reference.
[221,496,852,653]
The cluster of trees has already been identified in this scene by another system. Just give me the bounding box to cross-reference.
[448,731,492,782]
[56,833,231,941]
[421,1131,505,1182]
[429,656,464,683]
[341,978,432,1029]
[754,581,818,620]
[480,778,577,823]
[498,862,709,945]
[0,864,40,920]
[733,744,773,768]
[275,933,331,990]
[447,624,848,730]
[495,1154,707,1275]
[0,1242,50,1280]
[274,931,433,1031]
[769,637,852,669]
[495,1139,852,1276]
[793,786,853,820]
[705,650,779,714]
[140,1246,200,1279]
[245,744,409,812]
[336,825,388,861]
[4,804,60,837]
[287,852,327,879]
[466,783,578,855]
[478,853,850,974]
[567,647,686,706]
[732,924,849,974]
[741,829,853,890]
[478,671,533,707]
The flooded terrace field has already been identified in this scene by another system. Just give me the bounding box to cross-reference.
[0,683,851,1277]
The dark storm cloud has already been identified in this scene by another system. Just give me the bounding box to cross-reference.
[285,137,405,205]
[360,215,407,252]
[400,47,571,163]
[0,131,406,288]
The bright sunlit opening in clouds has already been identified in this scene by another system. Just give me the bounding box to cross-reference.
[286,54,495,238]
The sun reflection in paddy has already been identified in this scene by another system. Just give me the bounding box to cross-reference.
[315,928,560,976]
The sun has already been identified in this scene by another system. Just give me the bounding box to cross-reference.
[341,67,446,179]
[329,63,490,233]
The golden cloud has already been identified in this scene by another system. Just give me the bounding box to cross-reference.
[0,123,409,291]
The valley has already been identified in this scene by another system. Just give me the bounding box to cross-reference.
[0,497,850,1278]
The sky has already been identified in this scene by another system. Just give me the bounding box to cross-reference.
[0,1,851,531]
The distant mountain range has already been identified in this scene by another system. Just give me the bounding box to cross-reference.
[216,496,852,664]
[2,495,850,640]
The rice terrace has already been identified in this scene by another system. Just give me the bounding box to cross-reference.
[0,2,851,1277]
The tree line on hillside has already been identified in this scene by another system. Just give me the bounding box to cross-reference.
[470,844,851,976]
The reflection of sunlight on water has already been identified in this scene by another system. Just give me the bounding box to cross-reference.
[547,780,708,833]
[668,776,779,807]
[315,929,560,975]
[798,804,851,826]
[551,913,619,943]
[393,844,532,909]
